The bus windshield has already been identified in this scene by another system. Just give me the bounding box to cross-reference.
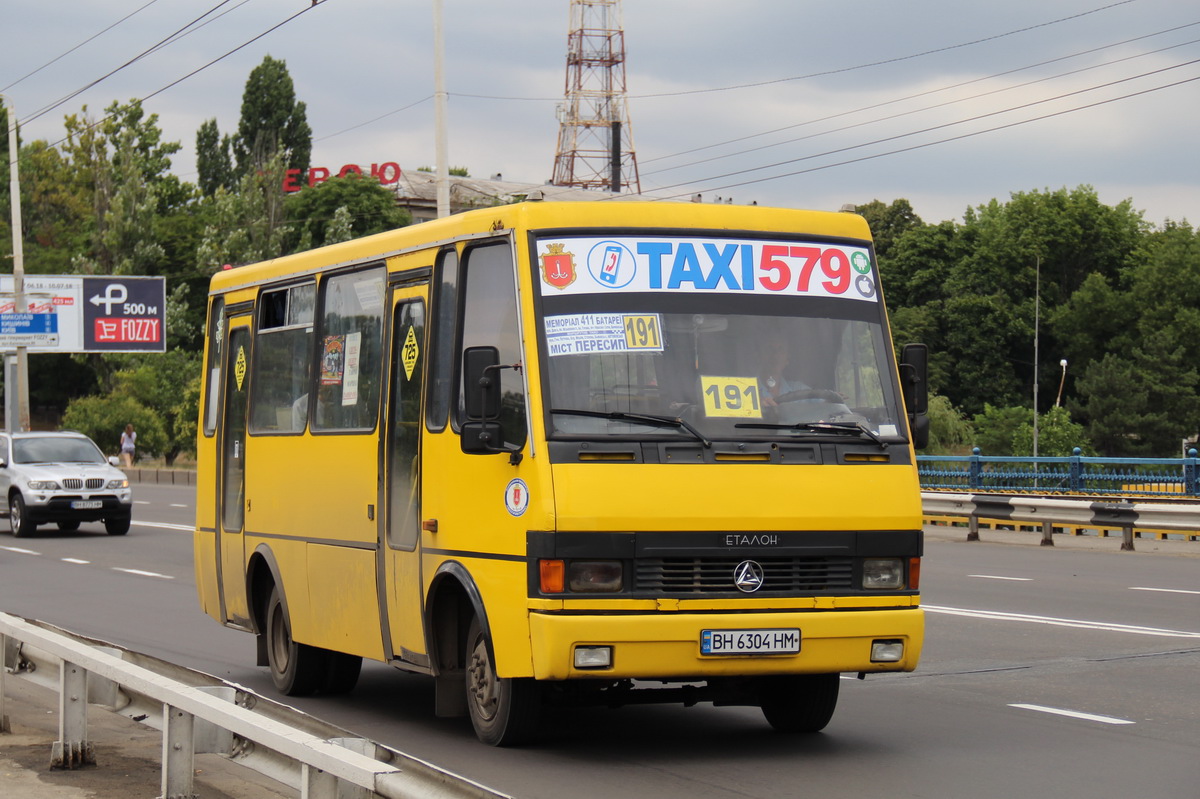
[534,233,906,444]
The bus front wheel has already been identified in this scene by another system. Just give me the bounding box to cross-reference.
[464,616,542,746]
[759,673,840,733]
[266,586,326,696]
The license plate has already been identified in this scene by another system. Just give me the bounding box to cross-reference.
[71,500,102,509]
[700,628,801,656]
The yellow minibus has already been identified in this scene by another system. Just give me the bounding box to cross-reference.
[194,200,928,745]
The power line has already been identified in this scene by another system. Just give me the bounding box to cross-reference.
[445,0,1143,104]
[315,95,434,142]
[643,33,1200,178]
[41,1,329,151]
[639,0,1143,100]
[1,0,163,93]
[650,72,1200,200]
[25,1,248,126]
[650,57,1199,191]
[641,20,1200,168]
[326,0,1150,148]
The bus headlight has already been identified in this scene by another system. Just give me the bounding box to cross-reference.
[871,639,905,662]
[568,560,623,593]
[574,646,613,669]
[862,558,904,590]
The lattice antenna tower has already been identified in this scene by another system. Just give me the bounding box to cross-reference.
[550,0,641,193]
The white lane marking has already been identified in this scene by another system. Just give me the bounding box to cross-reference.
[1,545,40,555]
[61,558,90,564]
[112,567,174,580]
[1009,704,1135,725]
[1129,586,1200,596]
[134,500,151,505]
[132,521,193,531]
[968,574,1033,581]
[169,503,188,508]
[924,605,1200,639]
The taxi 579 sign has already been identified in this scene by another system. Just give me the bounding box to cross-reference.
[0,276,166,353]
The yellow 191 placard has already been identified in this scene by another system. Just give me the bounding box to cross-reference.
[622,314,662,349]
[701,376,763,418]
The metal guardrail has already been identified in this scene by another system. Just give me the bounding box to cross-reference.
[918,448,1200,498]
[922,491,1200,550]
[0,611,509,799]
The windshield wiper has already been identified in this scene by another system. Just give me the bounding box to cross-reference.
[551,408,712,448]
[735,420,888,448]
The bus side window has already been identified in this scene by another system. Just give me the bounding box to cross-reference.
[425,248,459,433]
[313,267,386,432]
[203,297,225,437]
[456,242,527,449]
[249,284,315,434]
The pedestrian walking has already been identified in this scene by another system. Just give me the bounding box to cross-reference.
[120,424,137,468]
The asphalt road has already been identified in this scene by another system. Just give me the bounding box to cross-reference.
[2,484,1198,798]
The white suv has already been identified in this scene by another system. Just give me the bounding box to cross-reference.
[0,431,133,537]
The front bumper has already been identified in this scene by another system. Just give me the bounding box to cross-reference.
[527,606,924,680]
[23,492,133,524]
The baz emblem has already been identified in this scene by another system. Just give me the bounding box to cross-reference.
[733,560,765,593]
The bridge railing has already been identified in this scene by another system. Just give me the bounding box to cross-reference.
[0,612,508,799]
[918,448,1200,498]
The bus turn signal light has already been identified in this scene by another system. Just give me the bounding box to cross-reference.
[540,559,565,593]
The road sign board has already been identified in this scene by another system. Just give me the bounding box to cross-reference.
[0,276,166,353]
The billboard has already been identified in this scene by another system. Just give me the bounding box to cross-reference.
[0,276,167,353]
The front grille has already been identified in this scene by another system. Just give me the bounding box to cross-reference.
[62,478,105,490]
[635,556,854,594]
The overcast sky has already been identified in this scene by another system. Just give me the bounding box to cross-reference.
[3,0,1197,225]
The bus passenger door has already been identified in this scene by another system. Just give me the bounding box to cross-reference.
[381,287,429,663]
[217,317,253,626]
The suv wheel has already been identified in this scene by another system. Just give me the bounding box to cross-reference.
[105,515,131,536]
[10,494,36,538]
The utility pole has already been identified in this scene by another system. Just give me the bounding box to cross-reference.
[1032,255,1040,460]
[551,0,641,193]
[3,94,30,432]
[432,0,450,218]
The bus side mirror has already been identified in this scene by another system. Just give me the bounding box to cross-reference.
[460,346,523,464]
[900,343,929,449]
[463,346,501,421]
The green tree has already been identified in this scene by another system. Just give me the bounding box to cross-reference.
[855,198,923,262]
[925,394,975,455]
[284,175,411,250]
[1075,341,1198,457]
[62,100,182,276]
[1011,406,1092,456]
[196,118,234,196]
[62,394,166,461]
[232,55,312,177]
[971,404,1031,456]
[196,152,292,269]
[106,350,201,464]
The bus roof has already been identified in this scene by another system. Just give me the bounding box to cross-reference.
[207,200,873,295]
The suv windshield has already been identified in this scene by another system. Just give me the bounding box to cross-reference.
[13,437,107,464]
[534,232,905,444]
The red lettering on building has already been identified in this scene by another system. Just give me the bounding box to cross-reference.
[283,169,303,192]
[308,167,331,188]
[281,163,404,193]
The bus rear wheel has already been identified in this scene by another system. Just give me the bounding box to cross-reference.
[266,586,327,696]
[759,673,840,733]
[464,616,541,746]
